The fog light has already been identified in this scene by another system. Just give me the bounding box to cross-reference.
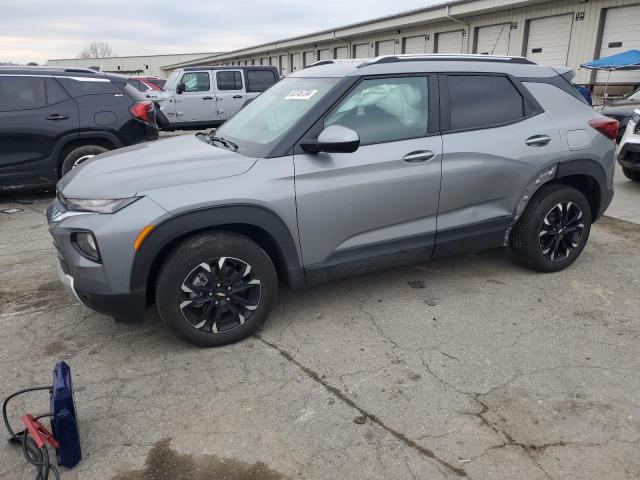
[71,232,100,262]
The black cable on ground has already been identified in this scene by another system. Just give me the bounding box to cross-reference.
[3,386,60,480]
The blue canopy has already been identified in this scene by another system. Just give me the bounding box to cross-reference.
[581,50,640,70]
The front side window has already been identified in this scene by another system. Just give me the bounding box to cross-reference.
[448,75,525,131]
[0,76,47,112]
[181,72,210,92]
[324,76,429,145]
[216,71,243,90]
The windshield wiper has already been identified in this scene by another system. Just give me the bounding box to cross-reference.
[208,134,239,151]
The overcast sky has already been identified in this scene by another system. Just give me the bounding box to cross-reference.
[1,0,440,64]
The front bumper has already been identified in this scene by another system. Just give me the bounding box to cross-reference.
[47,196,166,322]
[617,142,640,172]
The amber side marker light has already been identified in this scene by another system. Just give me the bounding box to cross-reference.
[133,226,154,251]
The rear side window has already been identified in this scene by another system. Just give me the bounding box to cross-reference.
[246,70,277,92]
[216,71,243,91]
[181,72,211,92]
[447,75,525,131]
[0,76,47,111]
[46,78,71,105]
[57,77,121,97]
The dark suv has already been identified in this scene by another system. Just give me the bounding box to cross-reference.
[0,67,159,190]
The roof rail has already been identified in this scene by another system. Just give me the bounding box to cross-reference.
[63,67,101,74]
[358,54,536,68]
[304,59,367,69]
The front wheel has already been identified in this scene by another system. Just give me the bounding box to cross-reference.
[155,232,278,347]
[622,167,640,182]
[510,184,592,273]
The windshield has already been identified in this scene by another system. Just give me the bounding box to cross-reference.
[216,77,340,157]
[629,89,640,101]
[164,70,181,91]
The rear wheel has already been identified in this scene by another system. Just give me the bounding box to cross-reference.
[622,167,640,182]
[60,145,108,176]
[155,232,278,347]
[510,184,591,272]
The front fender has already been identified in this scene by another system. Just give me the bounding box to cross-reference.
[130,204,306,299]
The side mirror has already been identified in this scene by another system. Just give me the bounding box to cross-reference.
[301,125,360,154]
[176,82,185,94]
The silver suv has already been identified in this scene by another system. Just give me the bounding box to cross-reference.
[48,55,617,347]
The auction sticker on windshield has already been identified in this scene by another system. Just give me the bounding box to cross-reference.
[284,89,318,100]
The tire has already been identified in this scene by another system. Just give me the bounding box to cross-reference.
[155,232,278,347]
[510,184,592,273]
[622,167,640,182]
[60,145,108,176]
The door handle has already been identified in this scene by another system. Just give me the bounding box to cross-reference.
[402,150,435,163]
[525,135,551,147]
[232,95,243,99]
[202,96,214,100]
[46,114,69,121]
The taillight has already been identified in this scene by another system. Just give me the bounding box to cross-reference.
[129,101,153,123]
[588,117,618,141]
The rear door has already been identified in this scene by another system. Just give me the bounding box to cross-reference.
[214,69,246,120]
[294,75,442,274]
[436,73,560,256]
[0,75,78,170]
[175,70,214,122]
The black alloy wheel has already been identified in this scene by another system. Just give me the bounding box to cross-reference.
[538,201,585,262]
[180,257,261,334]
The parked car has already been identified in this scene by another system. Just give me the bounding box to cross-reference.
[0,66,159,190]
[617,108,640,182]
[155,66,279,129]
[595,88,640,141]
[48,54,616,347]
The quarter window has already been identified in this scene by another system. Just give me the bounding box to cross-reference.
[324,76,429,145]
[216,71,243,91]
[246,70,277,92]
[447,75,525,131]
[0,76,47,112]
[181,72,210,92]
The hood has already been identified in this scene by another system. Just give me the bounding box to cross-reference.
[600,99,640,115]
[58,134,257,199]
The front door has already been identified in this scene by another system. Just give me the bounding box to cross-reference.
[174,71,214,123]
[293,75,442,277]
[214,70,246,121]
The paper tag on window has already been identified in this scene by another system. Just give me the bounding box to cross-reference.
[284,89,318,100]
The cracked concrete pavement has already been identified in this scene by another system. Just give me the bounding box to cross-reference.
[1,173,639,479]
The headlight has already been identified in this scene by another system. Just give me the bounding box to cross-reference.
[65,197,140,214]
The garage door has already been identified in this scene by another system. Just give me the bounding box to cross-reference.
[304,51,315,67]
[404,35,427,54]
[279,55,289,75]
[597,5,640,83]
[376,40,396,56]
[260,58,268,65]
[318,49,331,61]
[290,53,302,71]
[436,30,464,53]
[354,43,370,58]
[475,24,510,55]
[526,15,573,66]
[334,46,349,59]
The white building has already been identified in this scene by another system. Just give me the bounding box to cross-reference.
[168,0,640,95]
[47,52,222,78]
